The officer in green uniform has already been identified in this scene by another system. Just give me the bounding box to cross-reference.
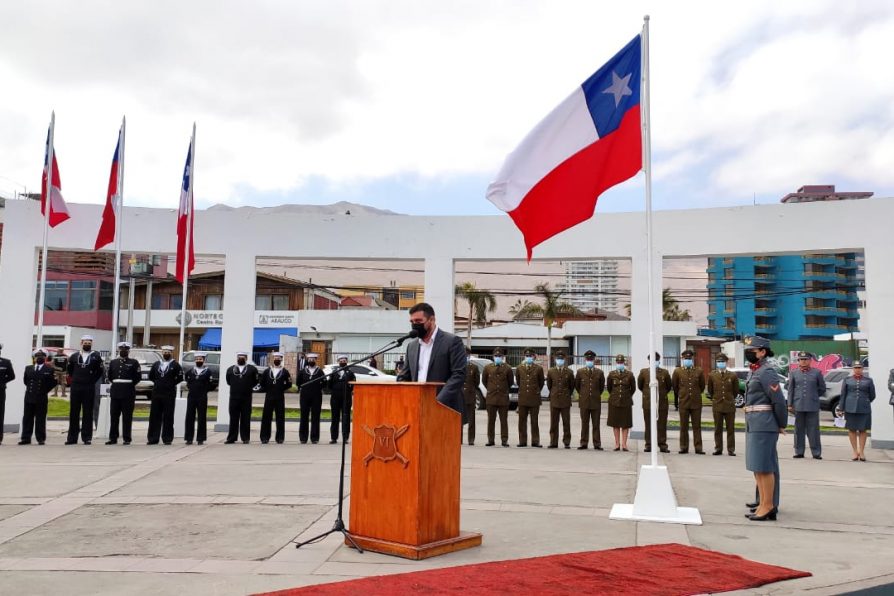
[607,354,636,451]
[575,350,605,450]
[707,353,739,456]
[481,349,513,447]
[547,351,575,449]
[516,348,545,447]
[637,352,672,453]
[672,349,706,454]
[462,347,481,445]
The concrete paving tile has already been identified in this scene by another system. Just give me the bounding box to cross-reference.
[461,500,501,511]
[499,503,551,513]
[550,505,597,516]
[124,557,204,573]
[255,561,321,575]
[313,561,421,577]
[635,520,692,546]
[190,559,263,574]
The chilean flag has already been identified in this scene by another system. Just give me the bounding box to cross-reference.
[175,140,195,284]
[41,129,71,228]
[94,128,123,250]
[487,35,642,259]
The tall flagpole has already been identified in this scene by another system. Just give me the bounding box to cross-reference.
[642,16,659,470]
[111,117,126,350]
[35,111,55,350]
[177,124,195,362]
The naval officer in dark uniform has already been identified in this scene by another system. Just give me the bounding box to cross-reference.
[147,345,184,445]
[786,351,826,459]
[0,342,15,445]
[328,355,355,444]
[743,336,786,521]
[106,342,142,445]
[184,352,214,445]
[296,353,325,444]
[66,335,105,445]
[19,350,56,445]
[260,351,292,444]
[225,351,259,444]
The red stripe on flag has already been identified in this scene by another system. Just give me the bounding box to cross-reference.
[507,105,642,260]
[175,210,194,284]
[94,155,119,250]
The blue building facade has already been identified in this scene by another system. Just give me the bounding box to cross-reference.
[704,253,861,340]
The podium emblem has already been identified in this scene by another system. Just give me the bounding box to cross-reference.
[362,424,410,468]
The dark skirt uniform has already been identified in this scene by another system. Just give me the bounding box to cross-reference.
[637,360,672,452]
[260,357,293,444]
[107,345,142,445]
[482,351,514,446]
[576,352,605,449]
[147,349,184,445]
[225,356,259,443]
[66,340,105,445]
[839,371,875,431]
[606,357,635,430]
[515,350,545,447]
[328,360,356,444]
[546,354,575,448]
[707,355,739,456]
[20,353,56,444]
[184,359,214,444]
[461,355,480,444]
[296,357,325,444]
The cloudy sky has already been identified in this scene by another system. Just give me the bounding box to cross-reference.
[1,0,892,216]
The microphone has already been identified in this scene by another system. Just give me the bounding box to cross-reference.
[394,329,420,346]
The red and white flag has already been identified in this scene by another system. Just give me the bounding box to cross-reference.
[94,125,124,250]
[175,135,195,284]
[41,126,71,228]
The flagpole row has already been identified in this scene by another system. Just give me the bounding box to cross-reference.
[111,117,126,353]
[36,112,55,351]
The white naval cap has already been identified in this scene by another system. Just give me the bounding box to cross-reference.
[236,351,249,357]
[80,335,94,341]
[272,352,284,358]
[306,353,319,359]
[194,352,208,358]
[161,345,175,351]
[337,354,348,361]
[117,341,132,349]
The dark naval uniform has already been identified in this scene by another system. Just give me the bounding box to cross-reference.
[707,368,740,455]
[637,366,672,452]
[66,350,105,444]
[482,361,514,446]
[516,362,545,447]
[147,359,184,445]
[20,362,56,444]
[547,365,575,448]
[260,366,293,444]
[786,366,826,457]
[296,365,325,443]
[672,365,706,453]
[0,355,15,444]
[745,358,787,508]
[461,361,480,444]
[184,366,214,444]
[606,368,636,429]
[226,363,259,443]
[575,366,605,449]
[839,375,876,431]
[328,366,355,443]
[107,356,142,444]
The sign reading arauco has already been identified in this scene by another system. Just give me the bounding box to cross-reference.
[179,311,298,328]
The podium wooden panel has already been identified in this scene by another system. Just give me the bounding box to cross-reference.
[348,382,482,559]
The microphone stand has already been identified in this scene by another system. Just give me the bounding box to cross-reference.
[294,334,413,552]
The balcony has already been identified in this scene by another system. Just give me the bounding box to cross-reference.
[754,272,776,280]
[754,308,777,316]
[803,254,837,264]
[802,271,837,281]
[755,323,777,334]
[804,306,845,315]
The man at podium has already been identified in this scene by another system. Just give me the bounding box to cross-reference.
[396,303,466,414]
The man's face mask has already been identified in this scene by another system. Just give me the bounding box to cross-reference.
[196,359,205,368]
[119,350,129,359]
[716,361,726,370]
[162,352,172,361]
[237,357,247,366]
[555,359,565,367]
[411,321,428,338]
[494,356,503,365]
[616,363,626,371]
[525,356,534,365]
[82,343,92,352]
[35,355,46,364]
[586,360,595,368]
[339,360,348,368]
[273,359,283,367]
[307,359,316,367]
[682,359,693,367]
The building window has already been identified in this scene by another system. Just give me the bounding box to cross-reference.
[70,281,97,311]
[170,294,182,310]
[272,294,289,310]
[725,300,735,312]
[99,281,114,311]
[42,281,69,311]
[256,294,290,311]
[204,294,223,310]
[400,290,416,300]
[723,269,733,279]
[151,293,168,309]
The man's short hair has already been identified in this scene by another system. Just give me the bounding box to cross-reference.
[409,302,435,317]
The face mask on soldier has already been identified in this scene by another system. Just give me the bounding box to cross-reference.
[83,343,92,352]
[35,356,46,365]
[196,359,205,368]
[744,351,759,364]
[119,350,129,359]
[237,357,247,366]
[716,361,726,370]
[163,353,172,361]
[525,356,534,365]
[586,360,595,368]
[273,359,282,367]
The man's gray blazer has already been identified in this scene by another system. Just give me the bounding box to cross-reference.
[396,329,466,414]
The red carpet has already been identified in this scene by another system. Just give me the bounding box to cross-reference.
[257,543,810,595]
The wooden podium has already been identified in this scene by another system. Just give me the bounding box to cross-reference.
[348,382,482,559]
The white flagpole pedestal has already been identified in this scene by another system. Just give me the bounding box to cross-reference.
[609,465,702,524]
[174,394,188,439]
[95,393,111,439]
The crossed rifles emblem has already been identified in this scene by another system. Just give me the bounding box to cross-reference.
[362,424,410,468]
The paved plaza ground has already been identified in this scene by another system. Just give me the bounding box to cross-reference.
[0,408,892,595]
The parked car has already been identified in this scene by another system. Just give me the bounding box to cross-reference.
[129,348,164,398]
[180,351,221,391]
[321,363,396,393]
[820,368,869,413]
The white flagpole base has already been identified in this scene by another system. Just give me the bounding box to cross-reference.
[609,464,702,525]
[174,396,188,439]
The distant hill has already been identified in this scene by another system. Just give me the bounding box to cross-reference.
[206,201,403,216]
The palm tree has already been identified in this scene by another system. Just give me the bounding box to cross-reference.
[455,282,497,347]
[508,299,535,318]
[510,283,580,361]
[624,290,692,321]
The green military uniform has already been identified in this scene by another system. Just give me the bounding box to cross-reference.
[462,358,481,445]
[575,354,605,449]
[547,355,575,448]
[672,351,706,454]
[637,364,672,452]
[516,353,545,447]
[606,368,636,429]
[482,354,514,446]
[707,356,739,455]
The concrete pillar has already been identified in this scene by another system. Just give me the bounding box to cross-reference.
[0,205,42,434]
[214,251,256,432]
[424,257,455,334]
[629,250,663,439]
[863,245,894,449]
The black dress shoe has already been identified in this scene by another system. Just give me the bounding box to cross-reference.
[577,446,588,450]
[678,450,688,454]
[65,441,77,445]
[468,442,475,446]
[613,447,621,452]
[748,507,778,521]
[712,450,722,455]
[517,443,527,447]
[644,447,651,452]
[564,445,571,449]
[621,447,629,452]
[311,441,317,444]
[242,440,250,444]
[224,440,235,444]
[502,442,510,447]
[749,507,757,513]
[793,454,805,459]
[329,440,337,444]
[123,441,131,445]
[185,441,193,445]
[728,452,736,456]
[17,440,31,445]
[660,447,670,453]
[813,455,822,460]
[105,440,117,445]
[532,444,542,448]
[261,440,269,444]
[196,441,203,445]
[276,440,284,444]
[83,441,92,445]
[548,445,558,449]
[695,450,705,454]
[594,446,603,451]
[485,442,495,447]
[163,442,172,445]
[745,501,759,508]
[38,441,45,445]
